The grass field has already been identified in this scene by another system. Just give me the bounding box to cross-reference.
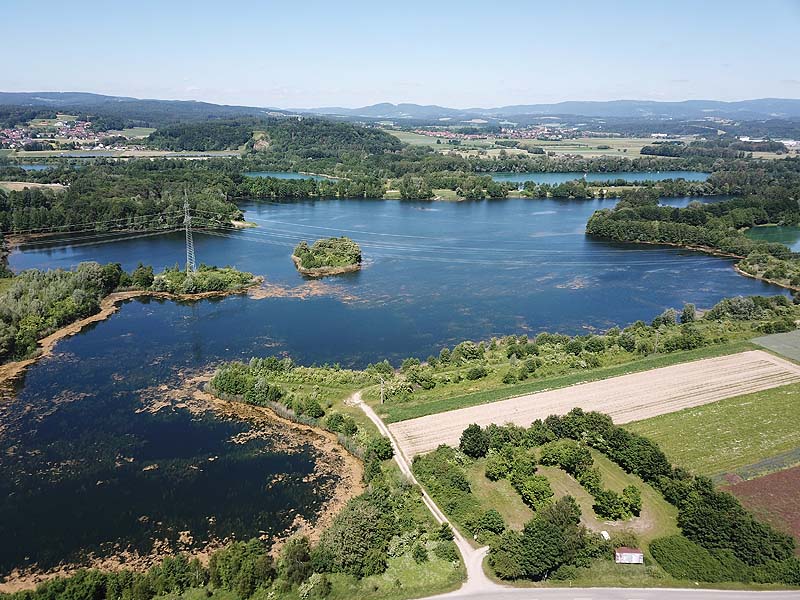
[379,340,756,423]
[0,278,13,295]
[465,459,533,530]
[383,129,698,158]
[106,127,156,138]
[538,450,678,546]
[626,382,800,477]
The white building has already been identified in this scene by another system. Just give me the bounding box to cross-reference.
[615,547,644,564]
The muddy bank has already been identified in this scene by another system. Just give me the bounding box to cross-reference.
[0,283,261,390]
[0,372,364,593]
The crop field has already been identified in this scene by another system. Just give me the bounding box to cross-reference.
[626,382,800,478]
[383,129,696,158]
[0,181,67,192]
[723,466,800,543]
[388,350,800,458]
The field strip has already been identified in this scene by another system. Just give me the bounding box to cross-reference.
[388,350,800,458]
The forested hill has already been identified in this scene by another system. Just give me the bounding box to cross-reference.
[144,118,403,154]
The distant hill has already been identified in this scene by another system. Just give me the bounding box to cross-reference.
[0,92,290,127]
[2,92,800,126]
[305,98,800,120]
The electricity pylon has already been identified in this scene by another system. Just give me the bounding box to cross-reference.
[184,192,196,273]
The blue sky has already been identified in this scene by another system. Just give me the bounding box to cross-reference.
[4,0,800,107]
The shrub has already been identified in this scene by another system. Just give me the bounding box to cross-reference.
[433,541,459,562]
[465,365,488,380]
[411,543,428,564]
[650,535,732,582]
[367,436,394,461]
[460,424,489,458]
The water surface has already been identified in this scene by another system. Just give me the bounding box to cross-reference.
[3,196,785,575]
[746,225,800,252]
[491,170,709,184]
[244,171,337,181]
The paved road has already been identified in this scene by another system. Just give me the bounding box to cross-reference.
[424,589,800,600]
[352,393,800,600]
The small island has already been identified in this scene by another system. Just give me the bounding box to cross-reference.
[292,236,362,277]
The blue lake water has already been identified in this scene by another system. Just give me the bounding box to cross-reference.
[18,164,52,171]
[244,171,337,181]
[3,196,785,576]
[491,171,709,184]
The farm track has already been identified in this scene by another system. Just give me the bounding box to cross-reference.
[388,350,800,458]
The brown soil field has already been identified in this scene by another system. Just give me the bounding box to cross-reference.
[0,181,67,192]
[723,465,800,545]
[389,350,800,458]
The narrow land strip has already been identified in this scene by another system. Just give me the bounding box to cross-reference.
[388,350,800,458]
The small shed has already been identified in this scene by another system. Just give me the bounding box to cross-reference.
[615,547,644,564]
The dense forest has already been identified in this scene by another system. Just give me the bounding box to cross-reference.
[146,119,261,151]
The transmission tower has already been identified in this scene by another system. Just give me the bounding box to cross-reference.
[184,192,196,273]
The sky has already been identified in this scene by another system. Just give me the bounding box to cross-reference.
[3,0,800,108]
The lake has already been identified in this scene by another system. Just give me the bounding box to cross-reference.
[2,196,785,577]
[244,171,337,181]
[491,170,709,184]
[746,225,800,252]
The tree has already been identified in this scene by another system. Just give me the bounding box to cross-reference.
[516,475,554,511]
[279,536,312,584]
[460,424,489,458]
[520,517,567,579]
[681,303,697,323]
[131,263,154,288]
[490,530,526,580]
[622,485,642,516]
[367,436,394,461]
[478,509,506,534]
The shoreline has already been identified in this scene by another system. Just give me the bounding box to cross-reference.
[594,236,799,293]
[0,282,261,390]
[291,254,361,277]
[0,373,364,593]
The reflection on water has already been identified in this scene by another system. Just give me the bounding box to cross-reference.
[491,171,709,184]
[746,225,800,252]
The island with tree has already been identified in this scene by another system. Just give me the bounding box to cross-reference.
[292,236,362,277]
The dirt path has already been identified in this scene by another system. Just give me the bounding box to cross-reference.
[389,350,800,458]
[350,392,504,596]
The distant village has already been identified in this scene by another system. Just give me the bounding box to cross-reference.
[0,116,130,151]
